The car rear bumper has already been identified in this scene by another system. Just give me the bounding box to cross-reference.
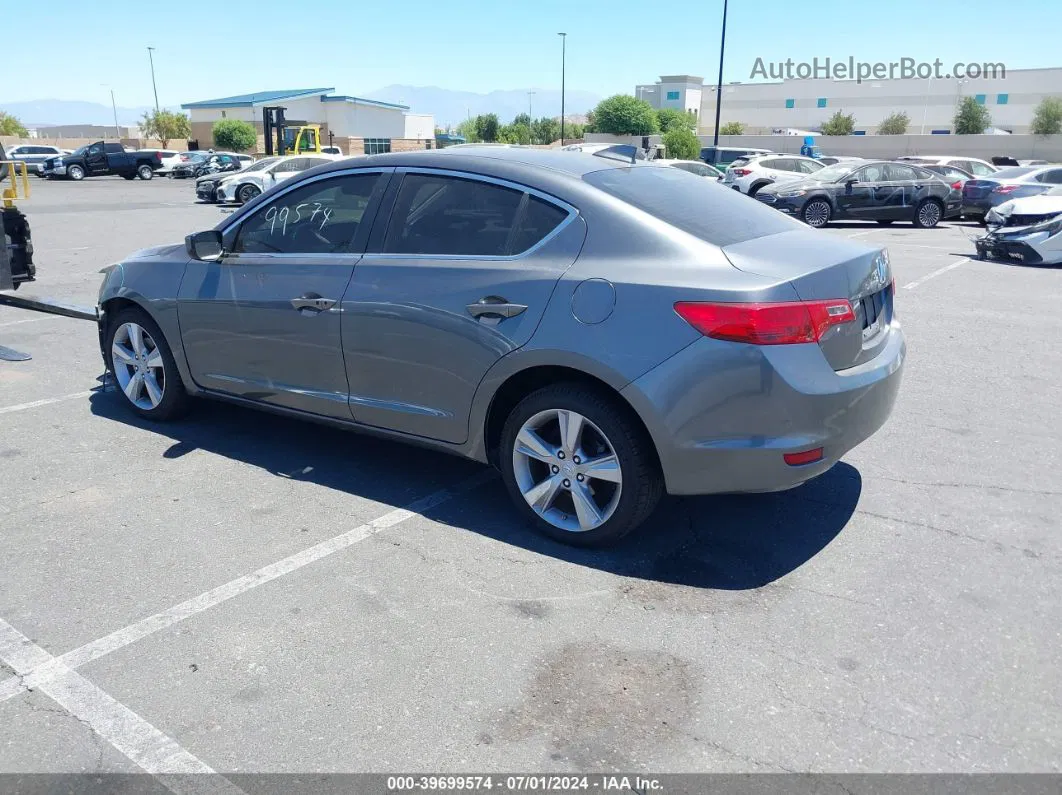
[622,324,906,496]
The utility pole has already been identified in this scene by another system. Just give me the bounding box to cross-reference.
[147,47,160,113]
[528,88,535,145]
[712,0,728,147]
[110,90,120,139]
[558,33,567,145]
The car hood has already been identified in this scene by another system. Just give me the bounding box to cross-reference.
[990,195,1062,216]
[126,243,185,261]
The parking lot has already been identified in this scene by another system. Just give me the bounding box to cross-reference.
[1,176,1059,780]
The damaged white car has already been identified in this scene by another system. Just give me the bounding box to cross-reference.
[976,185,1062,265]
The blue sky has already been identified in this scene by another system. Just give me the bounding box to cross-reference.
[5,0,1058,107]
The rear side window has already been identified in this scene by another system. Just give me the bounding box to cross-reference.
[585,166,800,247]
[383,174,565,257]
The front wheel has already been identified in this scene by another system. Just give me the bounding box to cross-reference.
[137,164,154,180]
[802,198,831,228]
[913,198,943,228]
[236,184,260,204]
[499,384,662,547]
[105,308,189,421]
[67,165,85,181]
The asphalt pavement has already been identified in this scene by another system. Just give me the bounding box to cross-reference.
[0,176,1058,781]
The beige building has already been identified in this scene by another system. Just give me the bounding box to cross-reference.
[181,87,435,154]
[636,68,1062,135]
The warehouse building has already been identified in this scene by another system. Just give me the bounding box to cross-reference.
[181,87,435,154]
[636,68,1062,135]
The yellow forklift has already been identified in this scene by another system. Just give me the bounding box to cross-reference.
[262,105,323,156]
[1,144,96,362]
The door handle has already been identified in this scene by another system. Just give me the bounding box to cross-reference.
[466,297,528,319]
[290,294,337,313]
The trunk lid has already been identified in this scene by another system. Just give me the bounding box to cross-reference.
[722,228,893,371]
[963,178,1001,202]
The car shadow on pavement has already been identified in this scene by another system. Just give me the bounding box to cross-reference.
[90,392,861,591]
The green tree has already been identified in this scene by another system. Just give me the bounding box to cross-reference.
[140,109,190,148]
[583,110,596,134]
[532,116,560,145]
[719,121,745,135]
[953,96,991,135]
[512,113,531,128]
[877,111,910,135]
[662,127,700,160]
[211,119,257,151]
[820,110,856,136]
[566,122,585,141]
[475,113,500,143]
[1031,97,1062,136]
[593,95,659,136]
[0,111,28,137]
[456,118,479,142]
[498,123,531,144]
[656,108,696,133]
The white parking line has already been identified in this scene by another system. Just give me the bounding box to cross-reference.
[0,315,64,328]
[0,468,496,707]
[903,258,970,290]
[0,390,97,415]
[0,619,246,795]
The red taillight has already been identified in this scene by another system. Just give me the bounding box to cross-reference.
[950,180,963,190]
[732,168,752,176]
[784,448,824,466]
[993,184,1019,194]
[674,300,856,345]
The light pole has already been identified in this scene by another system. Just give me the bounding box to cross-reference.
[920,76,933,134]
[101,84,120,139]
[527,88,535,145]
[712,0,728,147]
[147,47,160,113]
[558,33,567,145]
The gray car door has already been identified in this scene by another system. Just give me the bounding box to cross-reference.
[341,168,584,444]
[177,168,392,419]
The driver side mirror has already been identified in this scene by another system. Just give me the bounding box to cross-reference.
[186,230,224,262]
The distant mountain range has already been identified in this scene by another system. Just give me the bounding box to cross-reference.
[1,86,602,129]
[363,85,601,127]
[0,99,180,127]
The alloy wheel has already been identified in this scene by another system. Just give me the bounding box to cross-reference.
[512,409,623,533]
[918,201,941,227]
[804,200,830,227]
[111,322,166,410]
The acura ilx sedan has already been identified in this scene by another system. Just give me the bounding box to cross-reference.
[97,146,905,546]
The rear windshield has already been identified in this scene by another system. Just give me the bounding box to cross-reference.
[584,165,799,247]
[991,167,1036,179]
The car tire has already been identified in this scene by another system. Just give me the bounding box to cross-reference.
[237,184,261,204]
[802,198,832,228]
[137,164,154,180]
[499,383,663,547]
[105,307,189,421]
[913,198,943,228]
[876,220,895,226]
[67,165,85,181]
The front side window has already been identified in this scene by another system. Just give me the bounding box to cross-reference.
[382,174,566,257]
[272,158,302,174]
[232,172,382,255]
[87,145,103,157]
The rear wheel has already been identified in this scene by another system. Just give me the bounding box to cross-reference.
[67,165,85,181]
[137,164,154,180]
[802,198,831,228]
[104,307,189,421]
[236,184,260,204]
[499,384,662,547]
[913,198,943,228]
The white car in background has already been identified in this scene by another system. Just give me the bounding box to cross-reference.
[976,184,1062,264]
[723,153,826,196]
[897,155,998,177]
[215,154,339,204]
[4,144,68,175]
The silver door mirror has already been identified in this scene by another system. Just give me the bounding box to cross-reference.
[186,230,224,262]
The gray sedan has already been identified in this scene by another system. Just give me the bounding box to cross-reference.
[96,147,905,546]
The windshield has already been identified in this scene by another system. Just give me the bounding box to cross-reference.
[243,157,279,173]
[71,146,87,157]
[991,166,1037,179]
[805,163,859,182]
